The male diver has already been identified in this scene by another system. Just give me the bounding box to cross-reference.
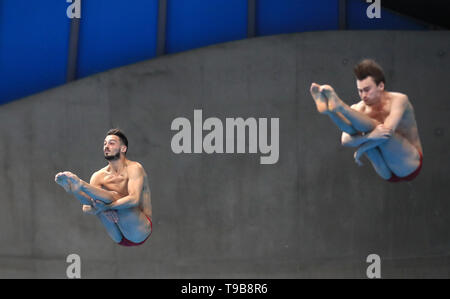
[55,129,152,246]
[310,59,423,182]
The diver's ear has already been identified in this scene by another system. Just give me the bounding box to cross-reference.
[121,145,127,154]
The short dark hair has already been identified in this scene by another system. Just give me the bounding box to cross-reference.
[353,59,386,86]
[107,128,128,154]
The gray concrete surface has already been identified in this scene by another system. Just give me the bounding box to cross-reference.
[0,31,449,278]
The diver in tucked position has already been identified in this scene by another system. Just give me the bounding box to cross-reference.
[310,59,423,182]
[55,129,152,246]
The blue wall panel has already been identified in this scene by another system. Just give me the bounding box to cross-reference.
[0,0,431,105]
[166,0,248,54]
[77,0,159,78]
[0,0,70,105]
[256,0,339,36]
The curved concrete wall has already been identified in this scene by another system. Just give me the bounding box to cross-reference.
[0,31,449,278]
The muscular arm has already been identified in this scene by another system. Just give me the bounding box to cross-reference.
[91,164,144,214]
[342,128,391,147]
[341,132,369,147]
[352,96,407,161]
[352,124,392,165]
[383,95,408,131]
[342,105,396,148]
[107,165,144,210]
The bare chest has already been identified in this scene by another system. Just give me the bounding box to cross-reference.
[363,103,391,123]
[102,173,129,195]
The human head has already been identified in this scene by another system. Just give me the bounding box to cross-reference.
[104,128,128,161]
[353,59,386,105]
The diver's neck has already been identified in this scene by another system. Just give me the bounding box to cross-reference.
[108,157,127,174]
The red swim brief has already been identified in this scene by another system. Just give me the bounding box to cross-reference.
[387,151,423,183]
[118,215,152,247]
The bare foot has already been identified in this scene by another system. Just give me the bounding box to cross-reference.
[320,85,342,112]
[55,172,73,193]
[310,83,328,114]
[62,171,82,193]
[55,172,82,193]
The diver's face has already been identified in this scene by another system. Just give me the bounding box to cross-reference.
[356,76,384,106]
[104,135,122,161]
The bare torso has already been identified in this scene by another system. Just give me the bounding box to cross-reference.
[355,91,423,153]
[95,160,152,241]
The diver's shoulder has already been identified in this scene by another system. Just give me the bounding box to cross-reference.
[90,167,108,183]
[388,91,409,102]
[127,160,147,176]
[351,100,365,111]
